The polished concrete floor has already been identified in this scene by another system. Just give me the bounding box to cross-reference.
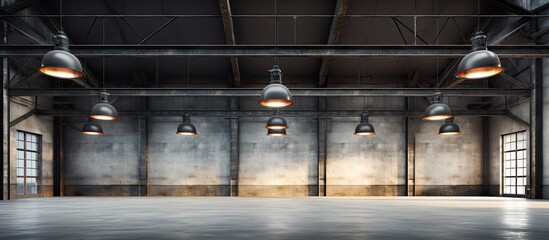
[1,197,549,239]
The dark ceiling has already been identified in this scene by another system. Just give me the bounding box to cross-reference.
[4,0,540,89]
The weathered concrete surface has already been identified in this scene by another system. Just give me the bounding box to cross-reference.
[238,117,318,196]
[326,117,406,196]
[414,116,484,196]
[9,97,54,198]
[64,118,139,196]
[2,197,549,239]
[148,117,231,196]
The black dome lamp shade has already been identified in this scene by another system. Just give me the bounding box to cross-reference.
[39,31,85,79]
[266,110,288,129]
[176,113,197,136]
[259,65,294,108]
[81,118,104,135]
[438,117,461,135]
[267,128,287,136]
[455,32,503,79]
[90,90,119,120]
[423,91,452,121]
[354,112,376,136]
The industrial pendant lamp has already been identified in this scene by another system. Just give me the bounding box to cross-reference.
[455,0,503,79]
[438,117,461,135]
[39,0,84,79]
[267,128,287,136]
[423,91,452,121]
[258,0,294,108]
[90,90,118,120]
[176,112,197,136]
[455,32,503,79]
[259,66,294,108]
[266,110,288,129]
[81,118,104,135]
[90,56,118,120]
[354,112,376,135]
[424,23,452,122]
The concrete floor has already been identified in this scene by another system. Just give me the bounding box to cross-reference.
[1,197,548,239]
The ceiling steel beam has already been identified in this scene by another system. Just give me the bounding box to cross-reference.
[318,0,349,87]
[8,88,531,97]
[34,109,508,117]
[219,0,241,87]
[0,45,547,58]
[0,0,38,15]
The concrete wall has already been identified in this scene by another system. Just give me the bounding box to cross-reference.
[239,117,318,196]
[326,117,406,196]
[148,117,231,196]
[64,117,140,196]
[9,97,54,198]
[61,95,490,197]
[414,116,484,195]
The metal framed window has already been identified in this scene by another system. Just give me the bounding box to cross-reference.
[16,131,41,195]
[502,131,527,196]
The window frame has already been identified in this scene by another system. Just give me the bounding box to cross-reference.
[501,130,528,197]
[16,130,42,196]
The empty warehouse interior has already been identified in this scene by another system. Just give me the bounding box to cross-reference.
[1,0,549,239]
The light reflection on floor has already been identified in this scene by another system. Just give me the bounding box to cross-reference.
[0,197,548,239]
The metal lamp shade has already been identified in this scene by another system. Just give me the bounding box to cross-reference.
[81,120,103,135]
[40,50,84,79]
[455,50,503,79]
[423,103,452,120]
[267,128,287,136]
[259,84,294,108]
[90,91,119,120]
[423,91,452,121]
[176,123,197,136]
[354,122,376,135]
[39,32,84,79]
[266,115,288,129]
[438,118,461,135]
[354,112,376,135]
[90,103,119,120]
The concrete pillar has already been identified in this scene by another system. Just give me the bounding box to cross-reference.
[406,97,416,196]
[229,97,239,196]
[137,98,148,196]
[530,57,542,198]
[318,97,327,196]
[1,21,8,200]
[53,117,64,196]
[482,117,489,195]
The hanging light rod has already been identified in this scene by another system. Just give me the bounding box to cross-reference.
[1,45,547,58]
[8,88,530,97]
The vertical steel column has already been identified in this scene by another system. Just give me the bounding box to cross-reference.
[229,97,239,196]
[317,97,327,196]
[137,97,148,196]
